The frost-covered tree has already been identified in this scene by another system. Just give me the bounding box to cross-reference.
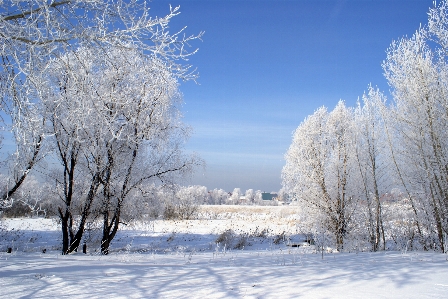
[0,0,202,209]
[169,185,206,219]
[282,1,448,252]
[0,174,51,217]
[383,23,448,251]
[0,0,206,254]
[208,188,229,205]
[188,186,209,205]
[254,190,263,202]
[277,188,290,203]
[353,86,390,251]
[43,45,200,254]
[283,102,358,251]
[245,189,255,203]
[230,188,242,204]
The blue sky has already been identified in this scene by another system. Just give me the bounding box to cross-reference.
[150,0,433,192]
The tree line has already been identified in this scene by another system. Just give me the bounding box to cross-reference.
[283,1,448,253]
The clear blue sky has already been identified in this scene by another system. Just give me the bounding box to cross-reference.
[150,0,433,192]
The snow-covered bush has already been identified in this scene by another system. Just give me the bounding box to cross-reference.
[215,229,235,249]
[207,188,230,205]
[0,176,55,218]
[161,186,202,220]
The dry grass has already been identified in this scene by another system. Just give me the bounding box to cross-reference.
[143,205,304,237]
[198,205,301,220]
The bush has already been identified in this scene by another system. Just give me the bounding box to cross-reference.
[273,231,286,245]
[161,199,199,220]
[215,229,235,248]
[2,202,31,218]
[234,234,248,249]
[163,204,179,220]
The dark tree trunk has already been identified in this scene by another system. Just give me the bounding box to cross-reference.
[65,173,100,254]
[101,229,111,255]
[1,136,42,206]
[101,210,121,255]
[59,207,70,254]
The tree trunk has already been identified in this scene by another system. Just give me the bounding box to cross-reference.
[1,135,42,206]
[101,210,121,255]
[66,173,100,254]
[59,207,69,254]
[101,224,111,255]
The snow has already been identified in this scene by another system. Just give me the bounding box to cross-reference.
[1,216,448,298]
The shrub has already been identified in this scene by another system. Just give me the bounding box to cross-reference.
[2,202,31,218]
[215,229,235,248]
[273,231,286,245]
[163,204,179,220]
[233,234,248,249]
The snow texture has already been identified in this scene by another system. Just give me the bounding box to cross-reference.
[1,217,447,298]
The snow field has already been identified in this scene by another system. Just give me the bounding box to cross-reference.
[1,250,447,298]
[1,206,447,298]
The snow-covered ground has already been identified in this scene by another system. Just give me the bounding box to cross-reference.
[1,207,447,298]
[2,250,447,298]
